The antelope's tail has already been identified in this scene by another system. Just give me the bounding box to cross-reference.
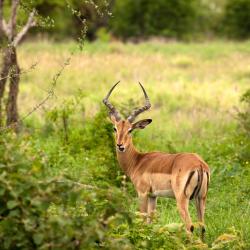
[184,166,210,200]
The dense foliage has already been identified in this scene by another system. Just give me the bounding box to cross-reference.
[0,132,132,249]
[2,0,249,40]
[110,0,199,40]
[222,0,250,39]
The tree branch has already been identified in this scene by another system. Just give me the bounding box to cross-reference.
[0,56,71,133]
[8,0,20,40]
[12,8,36,47]
[0,61,37,82]
[0,0,3,33]
[2,19,10,38]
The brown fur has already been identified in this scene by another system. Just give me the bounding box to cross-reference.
[111,118,210,236]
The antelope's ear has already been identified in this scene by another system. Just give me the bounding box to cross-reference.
[132,119,152,130]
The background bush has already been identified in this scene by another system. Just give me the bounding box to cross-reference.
[222,0,250,39]
[109,0,200,40]
[2,0,249,41]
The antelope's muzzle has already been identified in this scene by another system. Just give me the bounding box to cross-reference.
[117,144,125,152]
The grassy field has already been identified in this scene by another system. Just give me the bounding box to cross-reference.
[7,40,250,248]
[19,40,250,142]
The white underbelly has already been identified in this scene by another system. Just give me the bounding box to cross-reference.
[151,189,175,198]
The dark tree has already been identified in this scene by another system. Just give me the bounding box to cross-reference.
[0,0,36,128]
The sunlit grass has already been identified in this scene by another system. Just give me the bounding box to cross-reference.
[18,40,249,151]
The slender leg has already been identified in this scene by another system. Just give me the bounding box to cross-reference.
[147,196,157,223]
[176,195,193,232]
[138,193,148,220]
[195,196,206,240]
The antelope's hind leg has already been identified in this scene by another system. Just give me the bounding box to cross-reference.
[147,196,157,223]
[195,197,206,240]
[173,171,198,232]
[195,172,208,240]
[176,195,193,232]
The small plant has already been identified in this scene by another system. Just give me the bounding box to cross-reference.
[237,89,250,162]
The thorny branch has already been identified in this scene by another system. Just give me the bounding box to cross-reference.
[0,56,71,132]
[55,180,99,190]
[0,62,38,81]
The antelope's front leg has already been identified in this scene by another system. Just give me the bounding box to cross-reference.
[138,192,148,220]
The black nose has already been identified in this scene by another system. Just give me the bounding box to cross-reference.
[117,144,125,151]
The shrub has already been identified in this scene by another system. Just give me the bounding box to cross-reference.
[0,133,132,249]
[237,89,250,162]
[110,0,200,40]
[222,0,250,39]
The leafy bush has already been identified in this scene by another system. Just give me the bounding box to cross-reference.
[45,99,122,186]
[110,0,200,40]
[0,133,132,249]
[222,0,250,39]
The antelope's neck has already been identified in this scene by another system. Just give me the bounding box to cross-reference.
[116,143,141,177]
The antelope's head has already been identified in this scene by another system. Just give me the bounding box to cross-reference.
[103,81,152,152]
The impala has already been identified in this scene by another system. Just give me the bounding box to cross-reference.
[103,81,210,238]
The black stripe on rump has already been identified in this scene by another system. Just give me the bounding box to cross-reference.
[190,169,200,200]
[193,167,204,199]
[184,171,196,198]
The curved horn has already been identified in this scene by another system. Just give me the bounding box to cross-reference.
[103,81,121,121]
[127,82,151,123]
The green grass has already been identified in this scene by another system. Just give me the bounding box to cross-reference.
[18,39,249,153]
[12,40,250,248]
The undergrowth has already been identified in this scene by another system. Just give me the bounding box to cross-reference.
[0,87,249,249]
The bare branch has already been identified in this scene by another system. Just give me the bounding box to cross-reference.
[0,56,71,133]
[13,8,36,47]
[9,0,20,39]
[2,19,10,38]
[0,61,38,82]
[55,180,99,190]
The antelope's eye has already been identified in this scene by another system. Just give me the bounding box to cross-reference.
[128,128,132,133]
[113,127,117,132]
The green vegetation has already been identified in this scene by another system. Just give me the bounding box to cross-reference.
[222,0,250,39]
[0,41,250,249]
[3,0,250,40]
[110,0,199,40]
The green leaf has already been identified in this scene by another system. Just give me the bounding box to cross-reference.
[9,209,20,217]
[0,187,5,196]
[165,223,183,233]
[7,200,18,209]
[33,233,44,245]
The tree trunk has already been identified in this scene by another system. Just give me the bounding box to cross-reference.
[6,46,20,126]
[0,47,11,126]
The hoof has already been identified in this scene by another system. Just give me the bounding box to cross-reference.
[201,227,206,241]
[190,225,194,233]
